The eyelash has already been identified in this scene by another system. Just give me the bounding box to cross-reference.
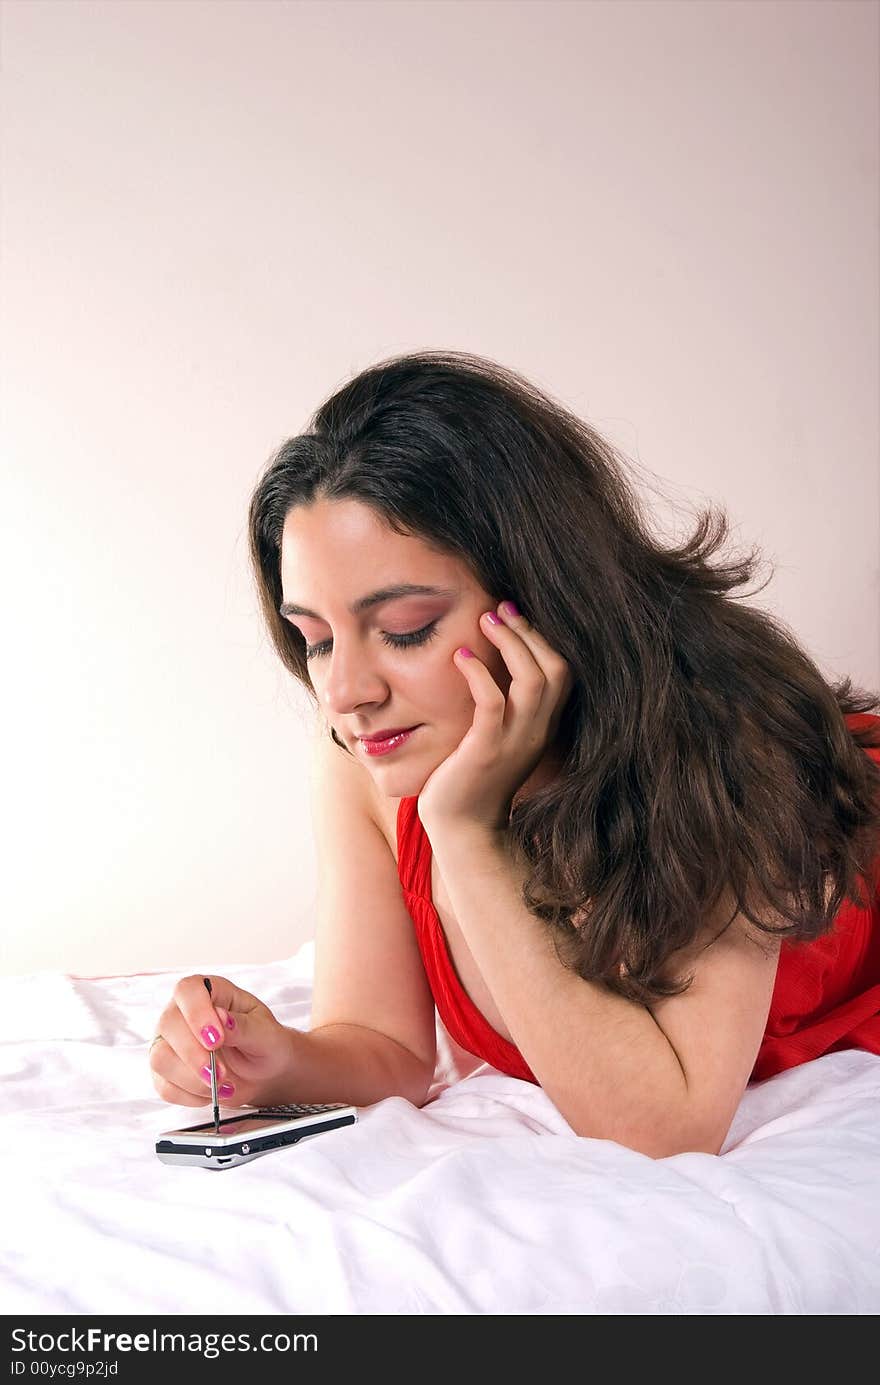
[303,621,440,661]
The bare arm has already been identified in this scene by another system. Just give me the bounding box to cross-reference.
[258,1021,434,1109]
[429,821,780,1157]
[291,729,437,1105]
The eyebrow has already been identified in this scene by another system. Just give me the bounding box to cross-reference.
[278,583,458,620]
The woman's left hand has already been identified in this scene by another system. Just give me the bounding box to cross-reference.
[417,601,575,837]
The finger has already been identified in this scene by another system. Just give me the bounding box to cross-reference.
[475,615,546,728]
[151,1062,238,1109]
[169,973,226,1059]
[206,1005,257,1057]
[151,1069,216,1108]
[454,646,507,744]
[174,973,254,1055]
[192,1006,275,1094]
[493,602,568,676]
[480,608,546,684]
[149,1026,233,1093]
[486,603,572,706]
[213,1005,237,1035]
[155,985,234,1086]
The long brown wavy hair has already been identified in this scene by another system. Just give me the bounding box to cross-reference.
[247,349,880,1005]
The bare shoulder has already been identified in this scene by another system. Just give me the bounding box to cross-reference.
[645,888,783,1153]
[364,773,401,863]
[309,729,401,858]
[655,888,782,980]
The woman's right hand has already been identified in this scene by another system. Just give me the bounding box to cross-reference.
[149,974,296,1108]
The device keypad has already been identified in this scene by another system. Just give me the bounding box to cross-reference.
[254,1103,349,1116]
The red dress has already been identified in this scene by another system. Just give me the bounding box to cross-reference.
[396,712,880,1086]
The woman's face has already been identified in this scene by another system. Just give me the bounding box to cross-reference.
[279,497,520,799]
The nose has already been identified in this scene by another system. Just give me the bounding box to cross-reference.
[319,643,390,723]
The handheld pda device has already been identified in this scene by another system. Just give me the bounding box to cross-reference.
[155,1102,357,1170]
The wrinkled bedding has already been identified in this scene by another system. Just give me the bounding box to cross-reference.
[2,942,879,1314]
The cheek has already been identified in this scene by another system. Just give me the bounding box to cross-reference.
[413,646,472,714]
[431,642,511,711]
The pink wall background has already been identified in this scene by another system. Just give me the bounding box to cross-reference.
[2,0,877,975]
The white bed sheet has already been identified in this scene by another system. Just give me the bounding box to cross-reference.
[2,943,879,1315]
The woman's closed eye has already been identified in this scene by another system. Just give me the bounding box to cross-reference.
[303,621,440,660]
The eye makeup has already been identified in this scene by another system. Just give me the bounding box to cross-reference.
[303,620,440,661]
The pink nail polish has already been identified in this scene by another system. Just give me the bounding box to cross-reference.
[219,1082,235,1098]
[458,647,474,658]
[501,601,520,619]
[484,611,502,625]
[201,1026,220,1047]
[225,1015,236,1030]
[200,1066,212,1084]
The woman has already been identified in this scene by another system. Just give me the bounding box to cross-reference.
[149,350,880,1158]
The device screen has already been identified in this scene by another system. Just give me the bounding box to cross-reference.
[177,1113,300,1137]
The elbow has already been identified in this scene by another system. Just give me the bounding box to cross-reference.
[638,1130,725,1159]
[571,1123,725,1159]
[409,1078,435,1110]
[566,1104,726,1159]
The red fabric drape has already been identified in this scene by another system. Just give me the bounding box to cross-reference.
[396,713,880,1085]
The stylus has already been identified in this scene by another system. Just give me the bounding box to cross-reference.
[203,977,220,1134]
